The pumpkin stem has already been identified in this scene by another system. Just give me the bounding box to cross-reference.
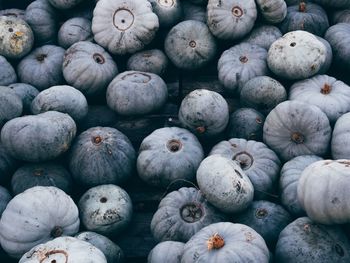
[92,136,103,145]
[196,126,206,134]
[181,203,203,223]
[33,169,43,176]
[291,132,304,144]
[93,53,105,64]
[299,2,306,12]
[207,233,225,250]
[50,226,63,238]
[232,6,243,17]
[321,83,332,94]
[36,54,47,62]
[167,139,182,152]
[256,208,268,219]
[189,40,196,48]
[239,56,248,63]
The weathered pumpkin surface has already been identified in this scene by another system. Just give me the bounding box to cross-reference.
[312,0,350,8]
[151,187,226,242]
[8,83,39,113]
[207,0,257,40]
[0,55,17,86]
[1,111,76,162]
[48,0,84,9]
[92,0,159,55]
[148,241,184,263]
[218,43,268,94]
[178,89,229,137]
[275,217,350,262]
[209,138,280,199]
[0,86,23,128]
[58,17,93,49]
[197,155,254,213]
[263,100,331,161]
[280,155,323,217]
[332,113,350,159]
[0,142,18,184]
[298,159,350,224]
[149,0,182,27]
[19,236,107,263]
[78,184,133,236]
[0,185,11,217]
[182,2,206,23]
[256,0,287,24]
[181,222,270,263]
[243,25,282,50]
[0,186,80,258]
[69,127,135,187]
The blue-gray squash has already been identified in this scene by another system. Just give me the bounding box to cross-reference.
[243,25,282,50]
[256,0,287,24]
[312,0,350,8]
[332,9,350,24]
[0,86,23,128]
[0,9,25,20]
[0,142,18,184]
[148,241,184,263]
[0,186,11,217]
[332,113,350,159]
[0,55,17,86]
[8,83,39,114]
[182,2,206,23]
[58,17,93,49]
[48,0,84,9]
[149,0,182,27]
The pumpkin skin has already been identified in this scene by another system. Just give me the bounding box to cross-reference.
[48,0,84,9]
[1,111,76,162]
[289,75,350,124]
[137,127,204,188]
[78,184,133,236]
[263,101,331,161]
[332,9,350,24]
[8,83,39,113]
[312,0,350,8]
[275,217,350,263]
[181,222,270,263]
[0,55,17,86]
[0,186,80,258]
[332,113,350,159]
[149,0,182,27]
[19,236,107,263]
[209,138,280,200]
[178,89,229,137]
[243,25,282,50]
[69,127,135,187]
[0,142,18,184]
[76,231,124,263]
[182,2,206,23]
[17,45,65,91]
[150,187,226,242]
[0,86,23,128]
[256,0,287,24]
[218,43,268,94]
[148,241,184,263]
[197,155,254,213]
[0,9,25,20]
[92,0,159,55]
[207,0,257,40]
[58,17,93,49]
[298,159,350,225]
[0,185,11,217]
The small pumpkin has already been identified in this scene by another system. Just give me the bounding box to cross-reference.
[8,83,39,113]
[332,113,350,159]
[0,185,11,217]
[0,86,23,128]
[58,17,93,49]
[256,0,287,24]
[148,241,184,263]
[0,55,17,86]
[148,0,182,27]
[243,25,282,50]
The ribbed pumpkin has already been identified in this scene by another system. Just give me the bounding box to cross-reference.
[255,0,287,24]
[332,113,350,159]
[0,55,17,86]
[0,86,23,128]
[58,17,93,49]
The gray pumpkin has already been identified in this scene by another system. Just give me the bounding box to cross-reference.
[0,186,11,217]
[286,0,313,5]
[31,85,88,122]
[178,89,229,137]
[58,17,93,49]
[149,0,182,27]
[11,162,73,195]
[243,25,282,50]
[240,76,287,115]
[263,101,331,161]
[78,184,133,236]
[48,0,84,9]
[0,9,25,20]
[218,43,268,94]
[150,187,226,242]
[210,138,280,199]
[0,55,17,86]
[137,127,204,188]
[148,241,184,263]
[279,155,322,217]
[8,83,39,113]
[332,113,350,159]
[69,127,135,187]
[0,142,18,184]
[182,2,206,23]
[17,45,65,91]
[275,217,350,262]
[256,0,287,24]
[1,111,76,162]
[332,9,350,24]
[76,231,124,263]
[106,71,168,116]
[63,41,118,96]
[164,20,217,70]
[0,86,23,128]
[312,0,350,8]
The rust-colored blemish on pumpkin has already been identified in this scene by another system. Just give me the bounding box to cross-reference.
[299,2,306,12]
[321,83,332,94]
[38,249,68,263]
[196,126,206,134]
[303,223,311,233]
[92,136,102,145]
[245,231,255,242]
[207,233,225,250]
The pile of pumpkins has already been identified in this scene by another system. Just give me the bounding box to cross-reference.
[1,0,350,262]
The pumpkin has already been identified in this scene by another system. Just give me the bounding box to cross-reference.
[263,101,331,161]
[92,0,159,55]
[69,127,135,187]
[19,236,107,263]
[58,17,93,49]
[17,45,65,91]
[182,2,206,23]
[78,184,133,236]
[256,0,287,24]
[148,0,182,27]
[275,217,350,262]
[0,186,80,258]
[207,0,257,40]
[0,142,18,184]
[181,222,270,263]
[332,113,350,159]
[243,25,282,50]
[209,138,280,200]
[196,155,254,213]
[332,9,350,24]
[312,0,350,8]
[0,185,11,217]
[137,127,204,188]
[0,86,23,128]
[178,89,229,137]
[0,9,25,20]
[48,0,84,9]
[148,241,184,263]
[298,159,350,224]
[0,55,17,86]
[218,43,268,94]
[1,111,76,162]
[8,83,39,113]
[63,41,118,96]
[150,187,226,242]
[106,71,168,116]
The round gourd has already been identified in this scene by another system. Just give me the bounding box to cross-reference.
[209,138,280,199]
[63,41,118,96]
[263,101,331,161]
[332,113,350,159]
[332,9,350,24]
[48,0,84,9]
[243,25,282,50]
[0,86,23,128]
[148,0,182,27]
[275,217,350,263]
[298,159,350,224]
[256,0,287,24]
[218,43,268,94]
[182,2,206,23]
[106,71,168,116]
[8,83,39,113]
[78,184,133,236]
[0,186,11,217]
[1,111,76,162]
[58,17,93,49]
[150,187,226,242]
[137,127,204,188]
[19,236,107,263]
[0,9,25,20]
[0,55,17,86]
[181,222,270,263]
[148,241,184,263]
[0,186,80,258]
[196,155,254,213]
[312,0,350,8]
[207,0,257,40]
[69,127,135,187]
[178,89,229,137]
[0,142,18,184]
[92,0,159,55]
